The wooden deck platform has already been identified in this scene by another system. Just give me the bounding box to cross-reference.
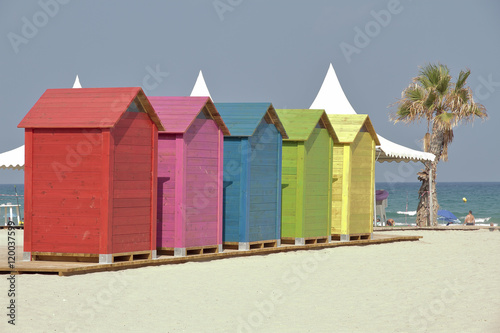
[0,234,421,277]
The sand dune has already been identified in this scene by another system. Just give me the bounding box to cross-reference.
[1,229,499,332]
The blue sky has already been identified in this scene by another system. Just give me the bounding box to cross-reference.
[1,0,499,184]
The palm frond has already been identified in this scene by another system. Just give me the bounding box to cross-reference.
[441,144,448,161]
[436,74,451,95]
[406,85,426,102]
[435,112,455,130]
[419,63,449,89]
[455,69,471,91]
[455,89,468,103]
[396,103,411,118]
[440,129,454,162]
[424,91,437,109]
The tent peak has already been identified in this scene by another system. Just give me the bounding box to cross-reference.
[72,75,82,88]
[190,70,212,98]
[310,63,357,115]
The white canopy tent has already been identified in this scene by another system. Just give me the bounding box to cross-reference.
[0,146,24,170]
[310,63,435,226]
[0,75,83,170]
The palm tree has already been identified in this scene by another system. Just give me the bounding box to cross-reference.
[392,63,487,226]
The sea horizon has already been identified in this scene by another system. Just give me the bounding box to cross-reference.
[1,182,499,226]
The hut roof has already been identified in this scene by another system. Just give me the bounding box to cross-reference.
[275,109,338,142]
[214,103,288,138]
[327,114,380,145]
[148,96,229,135]
[18,87,164,131]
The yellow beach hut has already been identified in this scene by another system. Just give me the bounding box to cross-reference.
[329,114,380,241]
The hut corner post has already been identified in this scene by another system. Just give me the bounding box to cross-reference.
[369,140,375,239]
[99,129,114,264]
[150,125,158,259]
[340,144,351,241]
[23,129,33,261]
[327,137,333,243]
[217,130,224,253]
[238,138,251,251]
[275,135,282,247]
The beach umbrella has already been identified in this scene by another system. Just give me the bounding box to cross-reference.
[437,210,459,223]
[376,190,389,201]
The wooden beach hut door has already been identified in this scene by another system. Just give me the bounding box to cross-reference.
[281,141,298,238]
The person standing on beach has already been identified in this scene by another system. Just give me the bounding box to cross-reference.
[465,210,475,226]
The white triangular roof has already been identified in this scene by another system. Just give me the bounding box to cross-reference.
[190,70,212,97]
[72,75,82,88]
[310,64,357,115]
[311,63,434,162]
[0,76,85,170]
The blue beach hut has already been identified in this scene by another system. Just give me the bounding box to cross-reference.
[215,103,288,250]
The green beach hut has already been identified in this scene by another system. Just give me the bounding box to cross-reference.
[276,109,338,245]
[329,114,380,241]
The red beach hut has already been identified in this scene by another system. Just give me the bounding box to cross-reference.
[18,88,164,264]
[148,97,229,256]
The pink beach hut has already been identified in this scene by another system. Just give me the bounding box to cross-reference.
[148,97,230,256]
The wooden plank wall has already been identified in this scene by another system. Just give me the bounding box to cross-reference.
[184,118,221,247]
[30,128,103,254]
[248,120,281,242]
[303,128,332,238]
[111,111,153,253]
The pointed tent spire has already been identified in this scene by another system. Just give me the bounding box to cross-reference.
[310,63,357,115]
[190,70,212,98]
[72,75,82,88]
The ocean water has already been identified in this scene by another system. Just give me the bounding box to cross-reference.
[0,184,24,224]
[377,182,500,226]
[1,183,498,226]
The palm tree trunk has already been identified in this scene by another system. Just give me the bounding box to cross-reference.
[428,160,438,226]
[416,122,443,227]
[416,167,430,227]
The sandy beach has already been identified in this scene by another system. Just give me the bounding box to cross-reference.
[1,229,499,333]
